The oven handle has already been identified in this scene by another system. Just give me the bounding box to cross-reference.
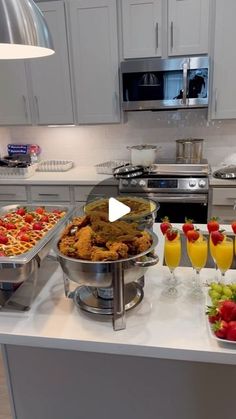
[149,194,208,204]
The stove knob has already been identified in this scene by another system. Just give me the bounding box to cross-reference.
[198,179,206,188]
[130,179,137,186]
[189,179,197,187]
[139,180,146,187]
[121,179,129,186]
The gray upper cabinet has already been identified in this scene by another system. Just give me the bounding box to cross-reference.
[210,0,236,119]
[122,0,163,59]
[168,0,209,56]
[122,0,209,59]
[0,61,31,125]
[68,0,120,124]
[29,1,74,125]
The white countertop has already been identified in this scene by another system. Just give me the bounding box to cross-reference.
[0,224,236,365]
[0,166,117,185]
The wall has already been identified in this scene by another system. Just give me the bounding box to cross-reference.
[0,110,236,167]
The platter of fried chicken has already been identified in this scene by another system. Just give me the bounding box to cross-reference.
[58,212,153,262]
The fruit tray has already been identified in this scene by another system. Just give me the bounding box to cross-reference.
[0,164,37,179]
[36,160,73,172]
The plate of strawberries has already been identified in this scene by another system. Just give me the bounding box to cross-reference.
[207,282,236,343]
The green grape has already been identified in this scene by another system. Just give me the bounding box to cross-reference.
[209,289,221,301]
[222,286,233,298]
[211,283,223,294]
[230,283,236,292]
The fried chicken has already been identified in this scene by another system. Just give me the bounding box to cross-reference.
[74,226,94,259]
[133,231,152,253]
[106,241,129,259]
[91,247,118,262]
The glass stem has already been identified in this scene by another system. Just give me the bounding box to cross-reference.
[221,271,226,284]
[193,269,200,289]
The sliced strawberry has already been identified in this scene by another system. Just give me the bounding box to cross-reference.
[219,300,236,322]
[5,222,17,230]
[41,215,49,223]
[16,207,26,216]
[24,214,34,224]
[0,234,8,245]
[18,233,30,242]
[0,251,6,257]
[166,228,178,241]
[207,217,219,233]
[231,221,236,235]
[213,320,228,339]
[0,219,5,227]
[35,207,45,215]
[32,222,43,231]
[52,209,62,215]
[211,230,225,246]
[186,229,200,242]
[19,226,31,233]
[182,218,194,236]
[160,217,171,235]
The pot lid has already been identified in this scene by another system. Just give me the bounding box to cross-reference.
[213,165,236,179]
[176,138,204,144]
[127,144,158,151]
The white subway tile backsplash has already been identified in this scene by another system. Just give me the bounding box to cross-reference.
[0,110,236,167]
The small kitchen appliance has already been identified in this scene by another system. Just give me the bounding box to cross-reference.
[118,160,209,223]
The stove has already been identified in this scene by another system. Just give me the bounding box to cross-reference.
[118,160,210,223]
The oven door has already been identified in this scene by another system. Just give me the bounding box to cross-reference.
[149,193,208,223]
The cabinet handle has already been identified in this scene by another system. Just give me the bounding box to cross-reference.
[182,61,189,105]
[38,193,60,197]
[214,88,218,115]
[22,96,28,122]
[34,96,40,124]
[155,22,159,49]
[170,21,174,49]
[0,193,16,197]
[114,91,119,115]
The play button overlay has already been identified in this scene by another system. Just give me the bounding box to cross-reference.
[108,197,131,222]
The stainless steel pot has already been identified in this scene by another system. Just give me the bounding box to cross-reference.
[54,229,158,288]
[127,145,161,167]
[176,138,204,164]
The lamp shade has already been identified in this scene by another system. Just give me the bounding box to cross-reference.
[0,0,55,59]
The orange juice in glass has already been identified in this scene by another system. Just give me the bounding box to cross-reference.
[164,230,181,297]
[214,237,233,282]
[187,234,208,295]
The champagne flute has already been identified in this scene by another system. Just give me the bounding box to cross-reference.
[188,235,208,296]
[164,231,181,297]
[209,232,219,281]
[214,236,233,284]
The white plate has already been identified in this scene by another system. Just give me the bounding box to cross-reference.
[206,293,236,346]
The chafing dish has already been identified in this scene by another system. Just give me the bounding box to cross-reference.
[0,204,74,310]
[54,213,159,331]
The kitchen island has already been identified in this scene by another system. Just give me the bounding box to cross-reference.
[1,224,236,419]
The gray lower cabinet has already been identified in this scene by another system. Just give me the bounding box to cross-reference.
[209,187,236,223]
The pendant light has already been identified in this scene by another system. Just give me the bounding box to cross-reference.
[0,0,54,59]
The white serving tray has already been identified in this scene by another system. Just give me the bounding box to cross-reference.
[0,164,37,179]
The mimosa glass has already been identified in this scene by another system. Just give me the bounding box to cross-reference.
[209,233,218,281]
[188,236,208,295]
[164,233,181,297]
[214,237,233,283]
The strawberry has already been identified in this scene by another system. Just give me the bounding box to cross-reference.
[19,226,30,233]
[160,217,171,235]
[231,221,236,234]
[206,305,220,324]
[0,251,6,257]
[207,217,219,233]
[0,219,5,227]
[32,222,43,231]
[24,214,34,224]
[0,234,8,245]
[186,229,200,242]
[35,207,45,215]
[166,228,178,241]
[52,209,62,214]
[218,300,236,322]
[211,230,224,246]
[226,325,236,341]
[182,218,194,236]
[16,207,26,216]
[213,320,228,339]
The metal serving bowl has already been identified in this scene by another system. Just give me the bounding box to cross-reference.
[54,229,159,288]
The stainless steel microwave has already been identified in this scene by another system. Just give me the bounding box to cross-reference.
[120,56,209,111]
